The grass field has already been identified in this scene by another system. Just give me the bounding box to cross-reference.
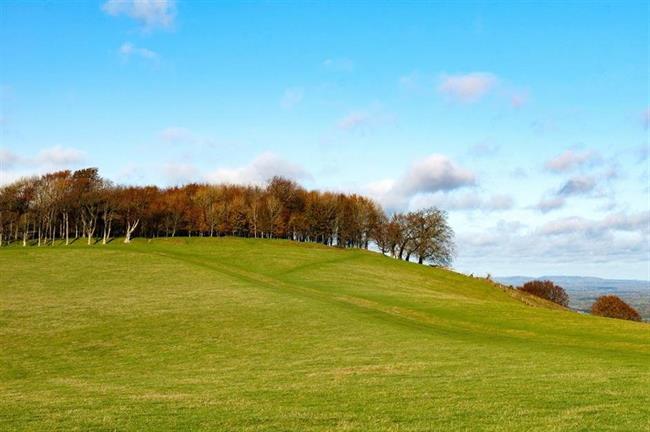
[1,238,649,431]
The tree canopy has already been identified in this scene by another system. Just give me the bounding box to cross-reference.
[0,169,455,266]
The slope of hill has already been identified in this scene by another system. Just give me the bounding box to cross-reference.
[497,275,650,319]
[1,238,649,431]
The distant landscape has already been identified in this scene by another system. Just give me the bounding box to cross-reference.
[496,276,650,320]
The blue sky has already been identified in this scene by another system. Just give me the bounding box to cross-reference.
[1,0,648,279]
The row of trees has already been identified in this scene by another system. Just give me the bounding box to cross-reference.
[0,168,456,266]
[517,280,642,321]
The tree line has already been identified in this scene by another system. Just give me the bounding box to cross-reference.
[0,168,455,266]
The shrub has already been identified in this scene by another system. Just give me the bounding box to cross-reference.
[518,280,569,307]
[590,295,642,322]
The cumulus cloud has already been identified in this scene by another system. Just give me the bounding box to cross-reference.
[367,154,476,210]
[280,87,304,109]
[34,146,86,167]
[119,42,159,61]
[534,159,617,212]
[544,149,600,172]
[0,146,86,185]
[402,155,477,195]
[205,152,311,185]
[539,211,650,236]
[557,176,596,196]
[457,211,649,275]
[1,145,85,168]
[102,0,176,29]
[603,211,650,232]
[438,72,497,103]
[411,191,513,212]
[322,58,354,72]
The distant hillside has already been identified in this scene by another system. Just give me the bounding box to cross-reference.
[496,275,650,319]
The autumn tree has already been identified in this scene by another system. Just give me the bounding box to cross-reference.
[2,170,421,259]
[591,295,642,321]
[410,208,454,266]
[99,180,117,245]
[118,186,156,243]
[72,168,102,245]
[245,186,264,238]
[518,280,569,307]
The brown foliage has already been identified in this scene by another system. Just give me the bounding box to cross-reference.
[590,295,641,321]
[518,280,569,307]
[0,168,456,266]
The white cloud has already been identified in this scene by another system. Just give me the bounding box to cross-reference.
[205,152,311,185]
[102,0,176,29]
[402,155,476,195]
[438,72,497,103]
[535,196,566,213]
[539,211,650,236]
[322,58,354,72]
[603,211,650,232]
[367,154,476,211]
[456,212,649,276]
[411,191,513,212]
[0,148,19,169]
[544,149,599,172]
[34,146,86,167]
[557,176,596,196]
[119,42,159,61]
[0,146,86,185]
[280,87,304,109]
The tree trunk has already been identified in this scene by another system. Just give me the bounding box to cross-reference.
[65,213,69,245]
[124,219,139,243]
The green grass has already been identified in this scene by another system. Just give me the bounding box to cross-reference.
[1,238,649,431]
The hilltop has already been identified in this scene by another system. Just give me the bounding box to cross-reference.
[1,238,648,431]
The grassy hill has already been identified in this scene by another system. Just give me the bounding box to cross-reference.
[1,238,648,431]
